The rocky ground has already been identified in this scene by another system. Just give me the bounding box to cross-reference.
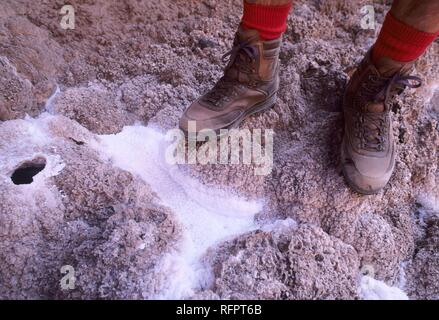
[0,0,438,299]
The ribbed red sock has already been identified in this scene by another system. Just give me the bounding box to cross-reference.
[241,1,293,40]
[372,12,439,64]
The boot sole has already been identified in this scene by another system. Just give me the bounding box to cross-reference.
[182,92,277,140]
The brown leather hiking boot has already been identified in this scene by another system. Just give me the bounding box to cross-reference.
[179,27,281,135]
[341,52,422,194]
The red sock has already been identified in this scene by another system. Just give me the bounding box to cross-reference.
[372,12,439,64]
[241,1,293,40]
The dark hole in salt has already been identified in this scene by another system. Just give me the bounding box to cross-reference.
[11,157,46,185]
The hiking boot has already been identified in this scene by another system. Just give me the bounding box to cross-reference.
[341,52,422,194]
[179,27,281,135]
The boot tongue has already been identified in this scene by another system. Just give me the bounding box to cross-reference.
[374,56,414,77]
[365,56,415,113]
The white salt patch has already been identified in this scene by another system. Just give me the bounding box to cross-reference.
[398,261,408,290]
[95,125,264,299]
[0,115,65,182]
[359,276,408,300]
[425,80,439,106]
[417,193,439,213]
[415,193,438,230]
[23,114,55,147]
[44,85,61,113]
[261,217,297,233]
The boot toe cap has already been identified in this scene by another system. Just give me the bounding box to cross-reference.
[179,100,241,132]
[342,161,391,194]
[341,139,395,195]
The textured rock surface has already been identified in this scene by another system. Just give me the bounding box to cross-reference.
[207,224,359,299]
[50,84,137,134]
[0,116,180,299]
[0,56,33,120]
[0,0,438,299]
[0,2,64,119]
[405,195,439,299]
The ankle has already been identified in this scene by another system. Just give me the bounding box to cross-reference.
[241,1,293,40]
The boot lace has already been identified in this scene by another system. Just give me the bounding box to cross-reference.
[357,73,422,151]
[204,39,258,105]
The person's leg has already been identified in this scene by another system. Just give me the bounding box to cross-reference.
[342,0,439,195]
[390,0,439,33]
[241,0,293,40]
[247,0,292,4]
[179,0,293,135]
[372,0,439,70]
